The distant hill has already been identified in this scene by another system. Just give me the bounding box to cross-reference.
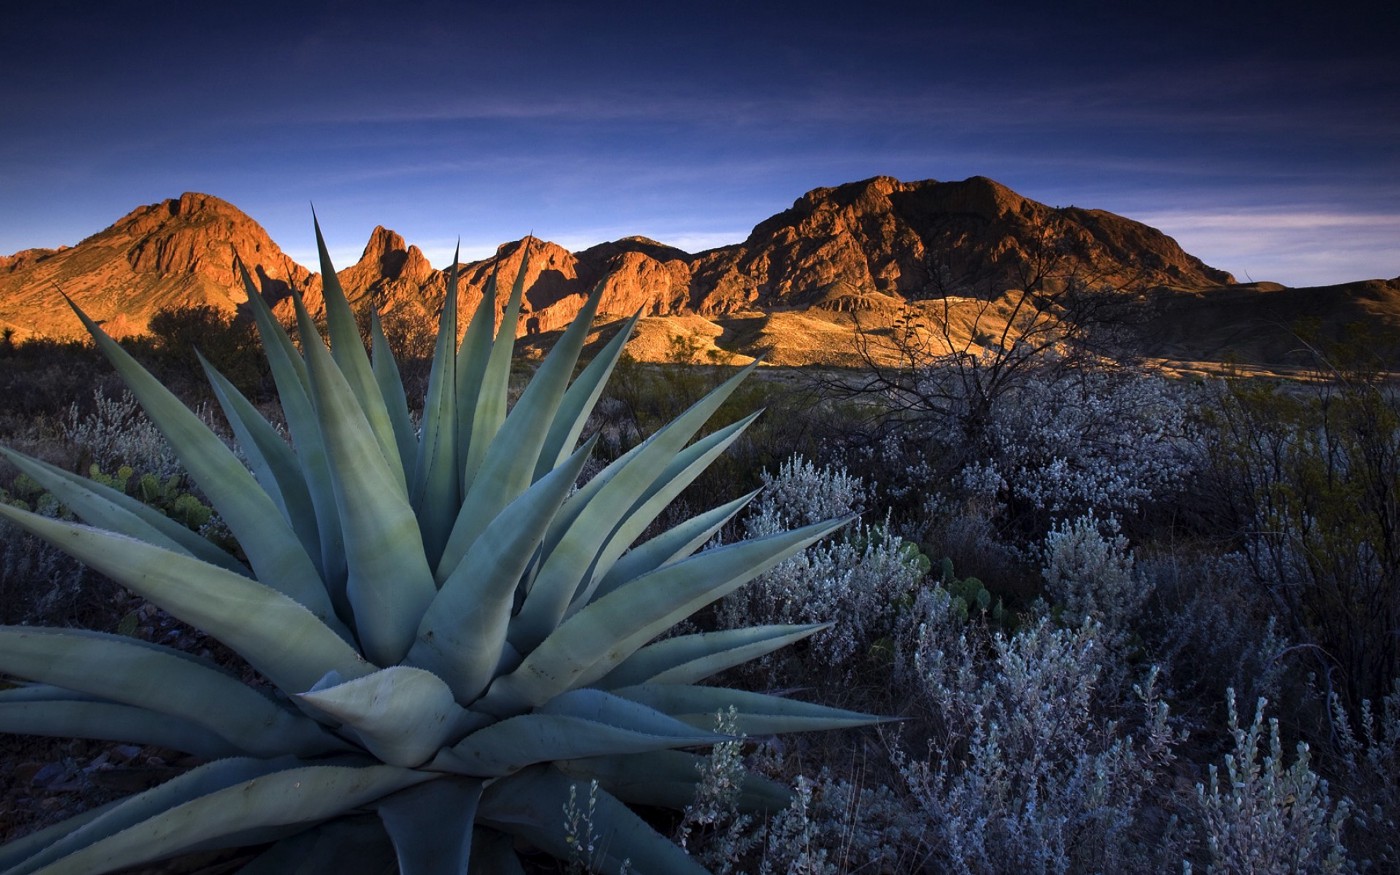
[3,177,1396,373]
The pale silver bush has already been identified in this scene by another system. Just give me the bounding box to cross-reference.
[1042,513,1147,650]
[897,597,1180,874]
[1192,690,1354,874]
[975,366,1196,522]
[720,455,925,670]
[63,389,183,478]
[1329,681,1400,869]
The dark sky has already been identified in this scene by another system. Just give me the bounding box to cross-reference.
[3,0,1396,286]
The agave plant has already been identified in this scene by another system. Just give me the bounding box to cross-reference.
[0,222,880,874]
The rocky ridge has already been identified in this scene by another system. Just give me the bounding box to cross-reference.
[3,177,1393,371]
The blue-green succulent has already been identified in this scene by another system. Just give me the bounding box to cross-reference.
[0,222,880,874]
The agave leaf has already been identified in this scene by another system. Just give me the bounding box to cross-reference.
[509,362,762,653]
[478,516,852,717]
[239,265,347,598]
[409,438,596,703]
[438,279,604,572]
[64,298,333,621]
[454,263,498,493]
[441,689,725,778]
[558,749,792,812]
[313,217,406,489]
[590,489,758,601]
[370,310,419,490]
[478,764,708,875]
[468,828,527,875]
[7,758,427,875]
[0,447,247,575]
[0,698,240,759]
[567,410,762,612]
[611,683,890,734]
[0,504,370,695]
[3,756,298,875]
[236,259,310,391]
[595,623,830,689]
[296,294,436,666]
[412,249,461,567]
[0,799,125,875]
[298,667,464,768]
[0,627,342,757]
[238,816,396,875]
[534,309,642,479]
[198,352,322,567]
[461,245,528,489]
[376,777,482,875]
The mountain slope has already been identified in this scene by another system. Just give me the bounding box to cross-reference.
[2,177,1392,371]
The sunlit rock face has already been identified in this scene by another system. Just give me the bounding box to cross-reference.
[15,175,1398,374]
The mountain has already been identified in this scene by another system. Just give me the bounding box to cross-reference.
[2,177,1394,371]
[0,193,317,340]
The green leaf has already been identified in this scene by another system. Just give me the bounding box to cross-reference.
[590,489,758,601]
[412,249,461,568]
[198,352,322,569]
[409,438,596,703]
[0,447,246,575]
[596,623,829,689]
[611,683,890,734]
[370,309,419,493]
[559,749,792,812]
[509,362,763,653]
[0,504,370,696]
[313,217,406,490]
[453,264,498,494]
[0,627,342,757]
[377,777,483,875]
[438,279,604,572]
[0,695,239,759]
[478,516,852,716]
[461,245,529,489]
[441,689,725,777]
[534,310,641,479]
[239,265,347,600]
[478,765,709,875]
[298,667,465,768]
[6,758,427,875]
[567,410,762,612]
[64,297,334,621]
[296,294,436,666]
[238,817,396,875]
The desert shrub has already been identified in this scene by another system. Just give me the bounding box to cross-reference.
[1042,513,1148,652]
[718,455,928,675]
[144,303,268,398]
[896,592,1180,874]
[63,388,183,478]
[967,364,1196,538]
[1191,690,1354,874]
[1200,376,1400,711]
[1328,682,1400,869]
[1140,547,1290,709]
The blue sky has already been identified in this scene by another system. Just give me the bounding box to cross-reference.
[3,0,1396,287]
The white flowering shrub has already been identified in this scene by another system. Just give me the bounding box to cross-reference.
[897,594,1180,873]
[1139,549,1289,708]
[748,454,866,531]
[1042,513,1147,650]
[63,389,184,479]
[1193,690,1354,874]
[1329,682,1400,869]
[972,365,1196,526]
[719,455,928,671]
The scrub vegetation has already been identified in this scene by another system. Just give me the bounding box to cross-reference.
[1,274,1397,872]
